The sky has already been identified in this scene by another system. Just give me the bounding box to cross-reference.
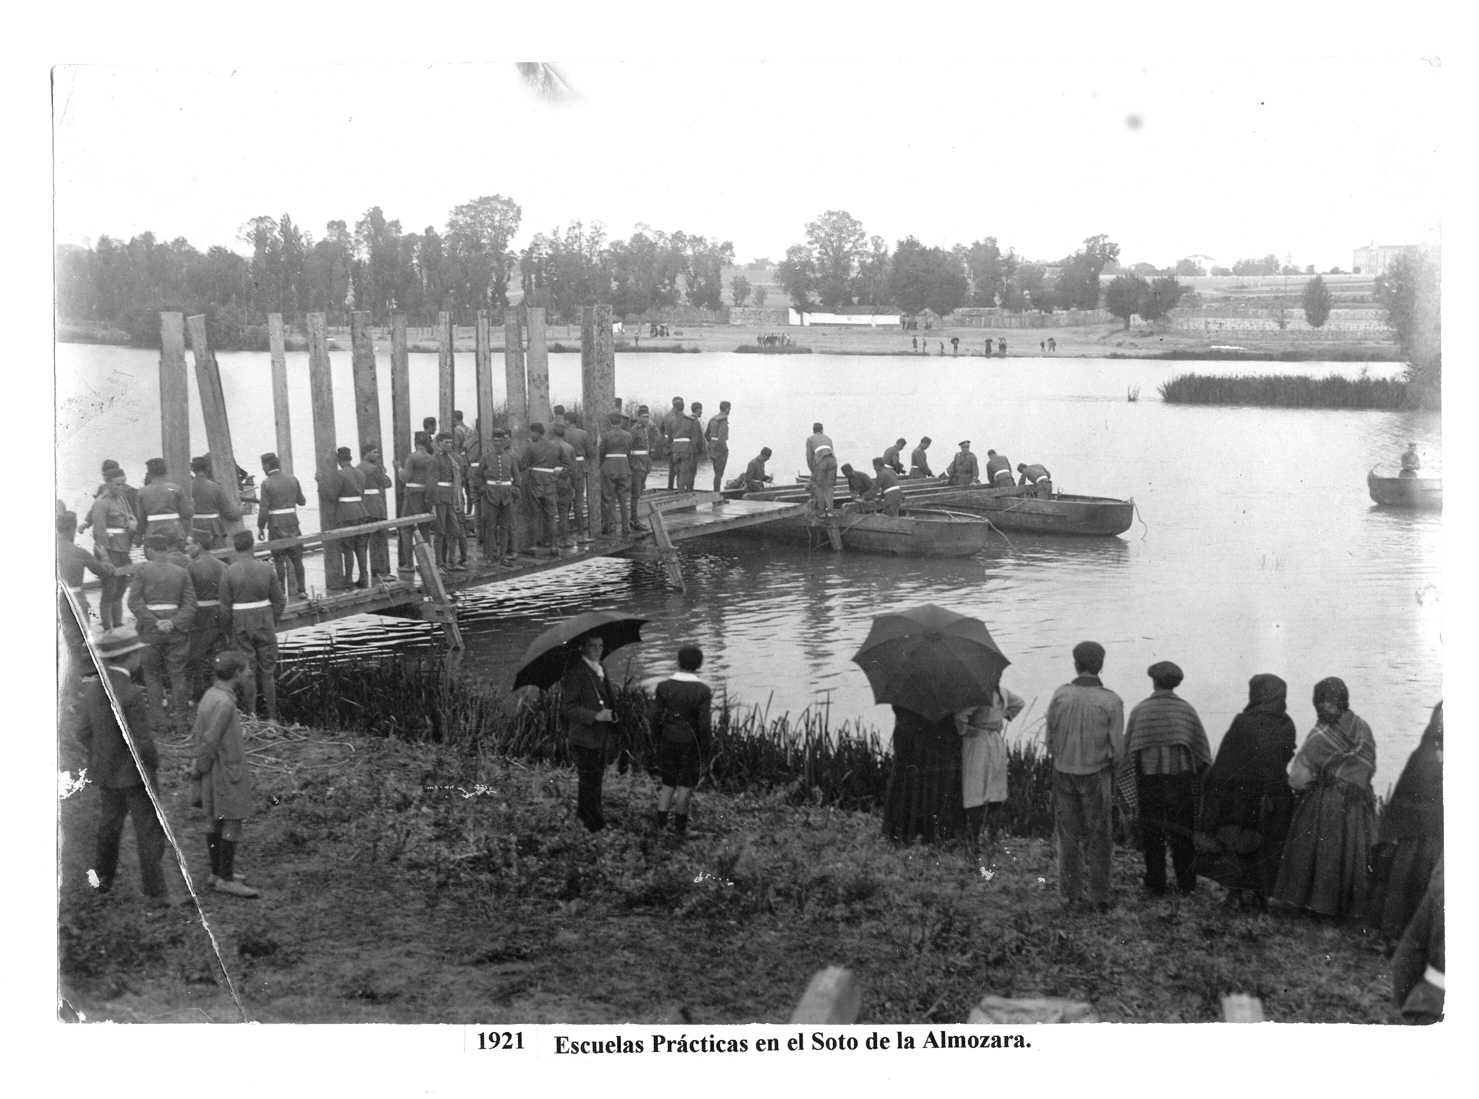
[52,55,1448,271]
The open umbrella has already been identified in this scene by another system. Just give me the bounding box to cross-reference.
[851,603,1009,722]
[512,611,649,691]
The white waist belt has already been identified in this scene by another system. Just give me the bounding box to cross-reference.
[605,454,629,460]
[193,512,219,520]
[234,598,271,610]
[363,488,381,495]
[145,603,178,612]
[575,456,586,461]
[672,439,692,446]
[531,467,556,474]
[884,485,903,494]
[813,445,832,455]
[196,599,220,607]
[337,496,362,503]
[148,512,181,521]
[1425,965,1445,990]
[487,480,512,486]
[106,527,128,535]
[631,450,649,455]
[405,483,426,489]
[436,482,453,487]
[269,507,297,515]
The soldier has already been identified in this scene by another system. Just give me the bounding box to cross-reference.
[57,510,112,702]
[520,423,563,555]
[87,469,137,629]
[1017,462,1054,498]
[705,400,731,493]
[220,529,286,721]
[984,448,1014,487]
[427,433,463,570]
[550,422,579,550]
[188,455,241,550]
[356,444,393,580]
[674,401,706,492]
[398,431,439,562]
[868,457,905,517]
[744,447,774,492]
[909,436,934,478]
[475,429,520,566]
[805,423,838,517]
[257,452,307,598]
[882,438,908,476]
[137,457,194,543]
[943,440,980,486]
[127,533,197,734]
[599,411,633,535]
[661,396,686,490]
[184,533,228,701]
[80,459,140,548]
[318,446,370,588]
[628,406,652,532]
[840,462,874,502]
[563,411,596,545]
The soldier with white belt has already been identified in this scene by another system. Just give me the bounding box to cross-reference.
[318,446,370,588]
[189,455,241,549]
[628,408,652,531]
[127,533,198,734]
[138,457,194,543]
[805,423,838,517]
[356,444,393,580]
[257,452,307,597]
[220,530,286,721]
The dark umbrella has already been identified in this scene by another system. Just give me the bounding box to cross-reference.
[851,603,1009,722]
[512,611,649,691]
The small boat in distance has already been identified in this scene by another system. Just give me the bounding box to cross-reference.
[1367,468,1442,510]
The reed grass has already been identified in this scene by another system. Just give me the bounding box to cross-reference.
[1158,372,1415,409]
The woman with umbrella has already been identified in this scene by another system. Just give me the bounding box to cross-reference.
[854,605,1009,846]
[514,612,647,833]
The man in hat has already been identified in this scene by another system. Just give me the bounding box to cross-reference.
[87,467,138,629]
[398,431,438,563]
[317,446,370,588]
[1017,462,1053,498]
[475,428,520,565]
[599,411,633,535]
[356,444,394,580]
[520,423,563,555]
[909,437,934,478]
[743,448,774,493]
[257,452,307,597]
[1121,661,1211,896]
[1400,442,1421,477]
[188,456,241,550]
[127,533,197,734]
[705,401,731,493]
[628,407,653,531]
[80,459,140,545]
[661,397,686,490]
[868,456,905,517]
[984,448,1014,487]
[220,529,286,721]
[426,432,464,570]
[137,457,194,542]
[75,625,174,905]
[192,650,261,898]
[673,402,706,493]
[943,440,980,486]
[562,410,596,544]
[1045,640,1125,911]
[561,634,620,831]
[805,423,838,517]
[882,438,907,476]
[184,532,228,701]
[550,422,580,551]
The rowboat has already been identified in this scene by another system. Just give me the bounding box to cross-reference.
[726,498,995,556]
[733,477,1134,536]
[1367,468,1442,510]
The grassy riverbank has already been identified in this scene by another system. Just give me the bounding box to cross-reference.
[1158,372,1419,409]
[58,659,1396,1024]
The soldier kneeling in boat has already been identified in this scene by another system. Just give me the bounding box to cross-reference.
[868,457,905,517]
[1017,462,1053,498]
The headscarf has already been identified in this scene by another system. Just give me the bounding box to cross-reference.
[1378,702,1443,842]
[1306,677,1375,781]
[1313,676,1350,724]
[1244,673,1287,716]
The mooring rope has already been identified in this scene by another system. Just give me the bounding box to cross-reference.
[1132,496,1149,541]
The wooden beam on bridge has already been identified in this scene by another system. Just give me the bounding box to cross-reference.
[185,314,245,534]
[267,313,293,476]
[306,312,345,590]
[158,312,190,485]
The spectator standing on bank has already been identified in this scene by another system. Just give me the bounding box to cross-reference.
[649,645,713,835]
[192,650,260,897]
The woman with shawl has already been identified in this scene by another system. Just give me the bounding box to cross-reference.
[1273,677,1377,918]
[1194,674,1298,908]
[883,707,968,845]
[956,682,1026,852]
[1364,702,1443,941]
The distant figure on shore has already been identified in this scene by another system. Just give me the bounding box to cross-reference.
[997,337,1007,357]
[650,645,713,836]
[1041,339,1046,352]
[909,437,934,478]
[950,336,960,355]
[939,341,945,355]
[1400,443,1421,477]
[912,336,918,351]
[1046,641,1125,912]
[1048,337,1057,352]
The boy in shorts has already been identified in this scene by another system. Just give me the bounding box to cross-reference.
[650,645,713,834]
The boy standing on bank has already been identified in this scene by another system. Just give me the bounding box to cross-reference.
[650,645,713,835]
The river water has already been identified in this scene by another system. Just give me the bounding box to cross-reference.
[55,344,1441,789]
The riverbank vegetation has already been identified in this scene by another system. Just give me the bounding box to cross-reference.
[1158,372,1422,409]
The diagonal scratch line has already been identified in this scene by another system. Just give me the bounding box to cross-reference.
[59,582,247,1023]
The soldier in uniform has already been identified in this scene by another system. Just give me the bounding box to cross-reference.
[840,463,874,502]
[628,406,652,532]
[398,432,439,563]
[257,452,307,598]
[674,402,706,492]
[87,470,137,629]
[475,429,521,565]
[868,457,905,517]
[943,440,980,486]
[57,511,112,703]
[909,436,934,478]
[882,438,908,476]
[520,423,563,555]
[356,444,393,580]
[428,433,464,571]
[984,448,1014,486]
[744,448,774,492]
[318,446,370,588]
[705,401,731,493]
[805,423,838,517]
[184,533,228,701]
[127,533,197,733]
[661,397,686,490]
[563,411,596,545]
[599,411,633,535]
[137,457,194,543]
[1017,462,1054,498]
[550,422,579,550]
[220,529,286,721]
[188,455,241,550]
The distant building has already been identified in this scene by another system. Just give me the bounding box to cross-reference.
[1352,241,1422,277]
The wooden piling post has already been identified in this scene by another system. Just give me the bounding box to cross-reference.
[504,311,530,551]
[350,311,382,461]
[306,313,346,591]
[437,311,455,435]
[158,312,190,484]
[267,313,293,475]
[525,306,551,428]
[590,304,616,539]
[475,310,495,460]
[391,315,411,570]
[185,314,246,534]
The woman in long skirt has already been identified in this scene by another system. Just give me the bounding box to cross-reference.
[956,684,1025,851]
[1364,702,1442,941]
[1195,673,1297,907]
[883,706,967,844]
[1273,677,1377,918]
